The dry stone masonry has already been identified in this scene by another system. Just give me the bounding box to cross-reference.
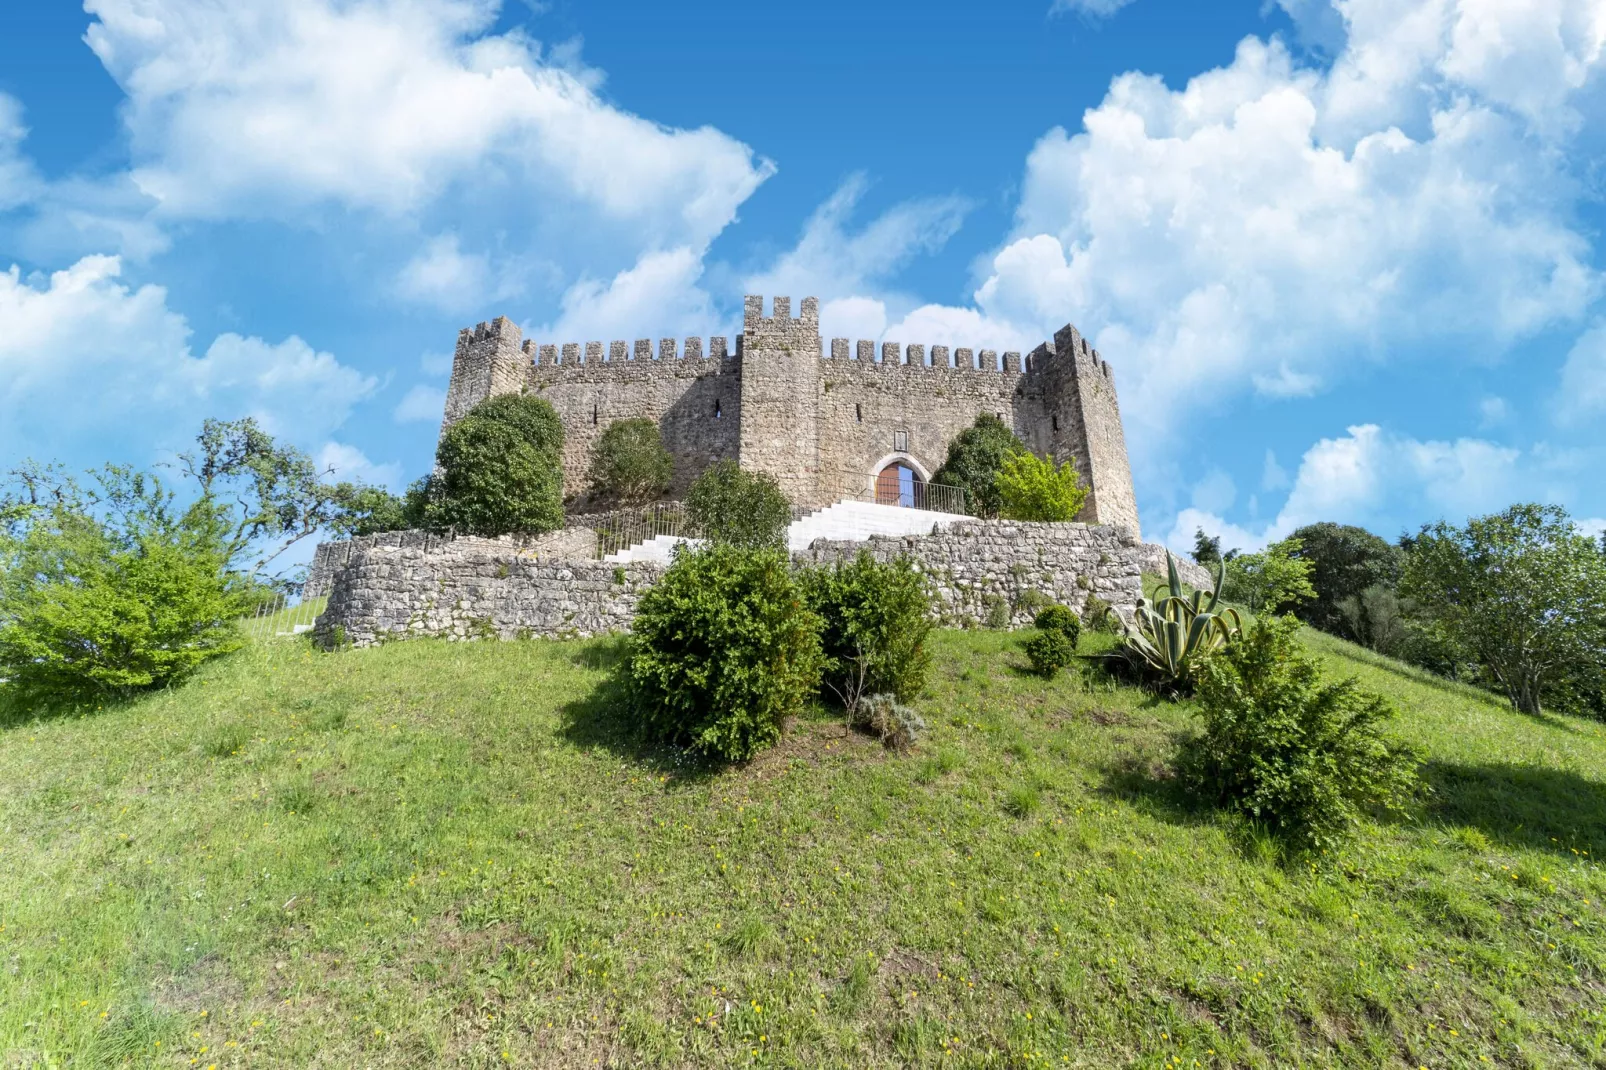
[441,295,1141,536]
[314,522,1154,647]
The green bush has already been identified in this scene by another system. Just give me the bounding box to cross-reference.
[803,551,933,709]
[1224,537,1318,614]
[1023,628,1076,677]
[1033,604,1082,646]
[1083,593,1116,632]
[431,394,565,536]
[626,544,822,761]
[850,693,927,752]
[1181,615,1420,850]
[996,452,1089,522]
[0,473,247,703]
[588,418,673,503]
[684,461,791,549]
[932,414,1026,518]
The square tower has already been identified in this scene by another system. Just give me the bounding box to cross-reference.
[736,296,824,507]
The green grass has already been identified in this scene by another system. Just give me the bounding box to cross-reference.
[2,625,1604,1067]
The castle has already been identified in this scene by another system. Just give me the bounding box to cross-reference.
[439,295,1141,537]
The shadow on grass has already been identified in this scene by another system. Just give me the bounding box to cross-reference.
[556,642,722,785]
[1424,760,1606,857]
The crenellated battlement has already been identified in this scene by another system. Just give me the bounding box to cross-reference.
[524,336,735,367]
[437,294,1138,535]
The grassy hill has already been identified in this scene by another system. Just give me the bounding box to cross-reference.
[2,620,1603,1067]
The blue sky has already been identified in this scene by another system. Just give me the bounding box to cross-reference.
[2,0,1604,560]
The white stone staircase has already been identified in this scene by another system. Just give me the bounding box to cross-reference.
[600,500,971,564]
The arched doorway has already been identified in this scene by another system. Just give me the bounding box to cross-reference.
[875,460,922,507]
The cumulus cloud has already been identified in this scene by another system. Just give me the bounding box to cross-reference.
[860,2,1606,471]
[316,441,402,489]
[1049,0,1138,18]
[0,255,376,465]
[394,383,447,424]
[1163,423,1541,552]
[83,0,772,252]
[1556,322,1606,424]
[0,94,39,212]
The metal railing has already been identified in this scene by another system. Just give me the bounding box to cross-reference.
[240,593,326,642]
[593,503,699,560]
[874,479,970,515]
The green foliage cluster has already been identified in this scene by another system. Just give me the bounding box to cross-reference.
[1033,604,1082,646]
[1182,615,1421,851]
[931,415,1025,518]
[430,394,565,537]
[0,418,405,704]
[1224,537,1318,615]
[684,461,791,549]
[1023,628,1076,678]
[1025,603,1083,677]
[1122,551,1242,692]
[588,418,673,504]
[1191,528,1223,567]
[995,452,1089,522]
[330,477,431,537]
[626,544,822,762]
[1402,503,1606,716]
[0,468,247,702]
[803,551,933,709]
[850,692,927,752]
[1287,522,1403,635]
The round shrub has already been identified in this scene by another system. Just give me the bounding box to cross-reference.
[1181,615,1420,851]
[685,461,791,549]
[996,452,1089,522]
[627,544,822,761]
[1023,628,1076,678]
[803,551,933,708]
[431,394,564,536]
[1033,604,1082,647]
[588,418,673,503]
[932,414,1025,518]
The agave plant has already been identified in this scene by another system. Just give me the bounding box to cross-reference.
[1121,550,1242,688]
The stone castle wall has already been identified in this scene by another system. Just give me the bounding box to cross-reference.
[313,521,1155,647]
[303,527,597,599]
[438,295,1142,537]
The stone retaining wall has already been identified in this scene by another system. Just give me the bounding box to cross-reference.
[793,521,1145,628]
[315,543,659,647]
[314,520,1164,647]
[304,527,597,598]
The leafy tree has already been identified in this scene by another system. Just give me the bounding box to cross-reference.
[1182,615,1420,851]
[1225,537,1318,614]
[931,414,1025,518]
[1401,503,1606,716]
[1192,528,1223,567]
[685,461,791,549]
[588,418,673,504]
[430,395,565,536]
[1286,522,1404,635]
[995,452,1089,522]
[627,544,822,761]
[327,476,432,536]
[802,552,933,709]
[0,466,247,702]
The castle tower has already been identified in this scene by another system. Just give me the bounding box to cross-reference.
[1040,324,1140,537]
[439,316,525,443]
[736,295,823,508]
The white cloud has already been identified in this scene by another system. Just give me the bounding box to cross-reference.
[316,441,402,489]
[396,234,499,312]
[1478,394,1509,427]
[1579,517,1606,540]
[1556,322,1606,424]
[532,246,723,344]
[744,176,968,311]
[1049,0,1138,18]
[1262,449,1290,492]
[0,94,40,211]
[394,383,447,424]
[0,255,376,465]
[83,0,772,253]
[1162,423,1538,552]
[866,5,1606,474]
